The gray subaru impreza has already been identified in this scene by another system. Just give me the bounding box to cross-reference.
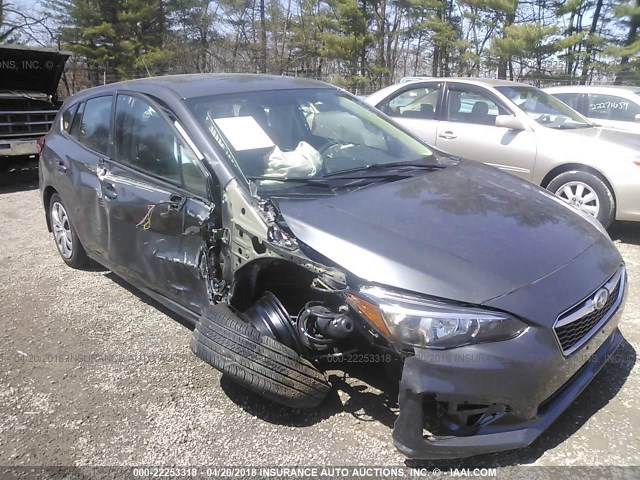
[39,74,627,459]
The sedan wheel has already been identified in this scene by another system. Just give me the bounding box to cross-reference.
[554,181,600,218]
[546,170,615,229]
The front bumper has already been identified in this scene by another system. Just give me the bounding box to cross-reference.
[0,138,39,158]
[393,276,626,459]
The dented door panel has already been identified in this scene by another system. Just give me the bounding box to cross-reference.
[101,161,214,312]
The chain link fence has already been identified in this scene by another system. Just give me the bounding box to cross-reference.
[57,59,637,100]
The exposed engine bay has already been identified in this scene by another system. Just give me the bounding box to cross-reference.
[203,178,394,363]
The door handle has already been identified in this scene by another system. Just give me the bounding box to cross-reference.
[161,193,187,217]
[56,159,68,173]
[101,182,117,200]
[438,131,457,140]
[168,193,187,211]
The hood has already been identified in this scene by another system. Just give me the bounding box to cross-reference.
[277,160,608,306]
[562,125,640,152]
[0,45,69,98]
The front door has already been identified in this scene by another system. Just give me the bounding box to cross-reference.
[375,82,443,145]
[100,92,215,313]
[436,83,537,180]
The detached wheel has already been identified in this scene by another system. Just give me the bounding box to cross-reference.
[547,171,615,228]
[191,304,331,408]
[49,193,89,268]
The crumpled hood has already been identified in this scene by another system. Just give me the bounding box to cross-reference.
[277,160,609,306]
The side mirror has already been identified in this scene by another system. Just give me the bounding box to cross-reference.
[495,115,526,130]
[635,114,640,123]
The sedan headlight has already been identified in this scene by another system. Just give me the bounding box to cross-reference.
[346,287,528,349]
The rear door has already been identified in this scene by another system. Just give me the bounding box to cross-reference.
[55,95,113,258]
[435,83,537,180]
[100,92,215,313]
[374,82,443,145]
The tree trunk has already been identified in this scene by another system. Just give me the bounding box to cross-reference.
[414,30,423,76]
[432,45,439,77]
[498,9,515,79]
[579,0,603,85]
[260,0,267,73]
[615,0,640,85]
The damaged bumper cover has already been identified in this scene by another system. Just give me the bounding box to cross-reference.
[393,292,625,459]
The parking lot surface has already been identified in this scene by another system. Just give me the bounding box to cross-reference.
[1,160,639,468]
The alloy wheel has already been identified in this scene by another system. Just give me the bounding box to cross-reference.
[554,181,600,218]
[51,201,73,259]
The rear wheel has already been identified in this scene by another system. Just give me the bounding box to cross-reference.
[547,170,615,229]
[49,193,89,268]
[191,304,331,408]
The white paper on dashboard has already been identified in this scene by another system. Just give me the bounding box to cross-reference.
[213,116,275,151]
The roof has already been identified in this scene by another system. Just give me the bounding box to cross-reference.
[399,77,526,87]
[544,85,640,93]
[73,74,334,101]
[457,77,526,87]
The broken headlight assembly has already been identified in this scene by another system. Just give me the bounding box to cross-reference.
[346,287,528,349]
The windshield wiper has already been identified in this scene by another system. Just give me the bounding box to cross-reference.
[323,159,446,178]
[247,176,332,187]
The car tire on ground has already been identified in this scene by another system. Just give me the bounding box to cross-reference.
[48,193,90,269]
[191,304,331,408]
[546,170,615,229]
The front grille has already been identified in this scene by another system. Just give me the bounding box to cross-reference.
[0,109,58,139]
[553,267,624,356]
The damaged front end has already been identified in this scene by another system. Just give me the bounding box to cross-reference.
[393,324,623,459]
[208,179,370,357]
[205,177,626,460]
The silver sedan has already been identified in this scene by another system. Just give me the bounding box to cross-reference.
[365,78,640,228]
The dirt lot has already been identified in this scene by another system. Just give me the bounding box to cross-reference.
[0,159,639,468]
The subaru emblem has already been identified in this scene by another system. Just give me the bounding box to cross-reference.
[593,288,609,311]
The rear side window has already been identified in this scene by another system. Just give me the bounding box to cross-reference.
[587,94,640,122]
[71,96,112,155]
[69,102,84,137]
[61,103,78,132]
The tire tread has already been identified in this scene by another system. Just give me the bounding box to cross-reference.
[191,304,331,408]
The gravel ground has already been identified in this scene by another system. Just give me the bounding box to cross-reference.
[0,159,639,469]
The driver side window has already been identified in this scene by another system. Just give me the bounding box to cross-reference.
[114,95,208,198]
[381,85,441,120]
[446,88,508,126]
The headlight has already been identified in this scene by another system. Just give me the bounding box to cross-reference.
[345,287,528,349]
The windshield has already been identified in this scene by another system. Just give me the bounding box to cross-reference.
[496,86,591,129]
[185,88,436,194]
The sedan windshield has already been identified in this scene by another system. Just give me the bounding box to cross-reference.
[185,88,436,194]
[496,86,591,129]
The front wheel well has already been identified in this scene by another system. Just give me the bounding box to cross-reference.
[42,186,58,232]
[540,163,616,202]
[229,258,319,314]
